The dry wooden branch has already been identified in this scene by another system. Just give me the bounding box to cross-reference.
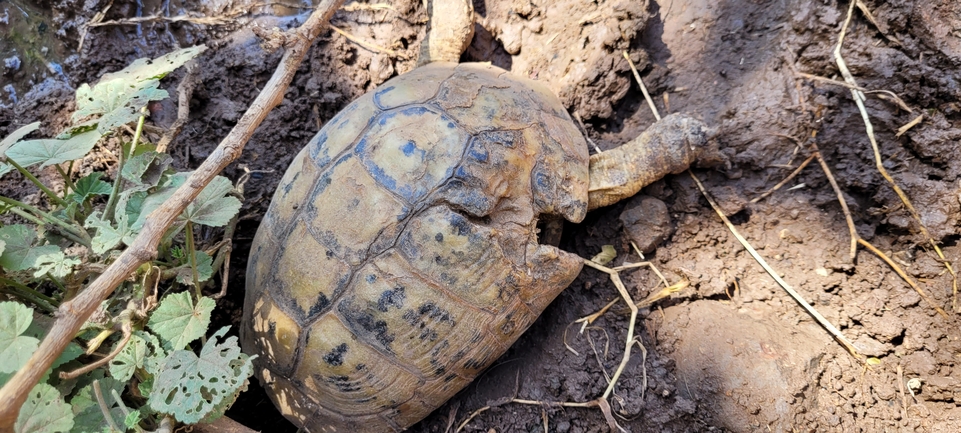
[0,1,346,429]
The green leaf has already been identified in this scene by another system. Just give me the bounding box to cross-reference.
[99,45,206,83]
[69,378,125,433]
[0,302,40,373]
[85,212,127,255]
[0,239,5,257]
[176,251,213,286]
[123,410,142,430]
[121,151,171,188]
[147,292,215,351]
[108,334,148,382]
[0,225,60,271]
[184,175,241,227]
[134,173,240,232]
[147,327,254,424]
[137,330,167,376]
[1,122,41,155]
[34,252,82,278]
[15,383,74,433]
[590,244,617,266]
[5,130,101,170]
[68,173,112,204]
[73,80,167,133]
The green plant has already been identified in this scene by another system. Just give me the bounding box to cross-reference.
[0,46,253,433]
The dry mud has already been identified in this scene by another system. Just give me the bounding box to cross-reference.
[2,0,961,432]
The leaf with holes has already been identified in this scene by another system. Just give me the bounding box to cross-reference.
[73,79,167,133]
[0,225,60,271]
[100,45,206,83]
[0,302,39,374]
[108,333,148,382]
[136,173,240,230]
[147,292,214,351]
[85,211,129,255]
[5,129,101,170]
[148,327,254,424]
[15,383,73,433]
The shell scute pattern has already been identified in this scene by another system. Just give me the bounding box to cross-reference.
[243,63,591,431]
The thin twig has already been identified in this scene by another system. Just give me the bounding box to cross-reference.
[623,51,661,120]
[795,72,912,112]
[751,152,817,203]
[834,2,958,313]
[0,1,347,429]
[330,24,406,58]
[689,170,862,359]
[811,147,859,261]
[582,259,639,401]
[856,238,947,317]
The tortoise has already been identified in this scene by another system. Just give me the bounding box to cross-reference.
[241,61,707,431]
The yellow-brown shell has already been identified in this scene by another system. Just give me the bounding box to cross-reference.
[242,63,590,432]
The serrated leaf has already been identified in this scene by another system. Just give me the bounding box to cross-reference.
[185,176,241,227]
[0,225,60,271]
[1,122,41,158]
[73,80,167,133]
[147,327,254,424]
[85,212,127,255]
[176,251,213,285]
[34,252,82,278]
[590,245,617,265]
[108,334,147,382]
[15,383,74,433]
[147,292,215,351]
[5,130,101,170]
[69,378,125,433]
[123,410,141,430]
[100,45,206,83]
[137,330,167,376]
[134,173,240,231]
[69,173,112,204]
[0,302,39,373]
[121,151,172,188]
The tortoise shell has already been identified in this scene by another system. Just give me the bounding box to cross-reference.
[242,62,590,432]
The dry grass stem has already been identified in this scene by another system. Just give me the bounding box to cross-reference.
[811,146,859,261]
[896,114,924,137]
[751,152,817,204]
[856,239,948,317]
[689,170,862,359]
[835,2,958,313]
[795,72,912,112]
[329,25,406,58]
[581,260,640,401]
[623,51,661,120]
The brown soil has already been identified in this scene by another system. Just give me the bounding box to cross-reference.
[3,0,961,432]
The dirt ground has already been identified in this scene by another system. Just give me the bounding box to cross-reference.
[3,0,961,431]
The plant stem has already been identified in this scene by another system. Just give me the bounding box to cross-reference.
[104,108,148,222]
[54,165,76,200]
[130,107,148,159]
[185,221,201,300]
[0,197,91,247]
[5,158,69,207]
[0,277,58,313]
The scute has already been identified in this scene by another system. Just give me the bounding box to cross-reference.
[242,63,591,432]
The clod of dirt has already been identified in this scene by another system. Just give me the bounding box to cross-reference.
[619,195,672,253]
[658,301,825,431]
[468,0,652,119]
[913,0,961,63]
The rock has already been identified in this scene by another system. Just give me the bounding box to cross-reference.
[659,301,825,433]
[619,195,672,254]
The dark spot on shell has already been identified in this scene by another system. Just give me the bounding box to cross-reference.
[339,303,395,351]
[306,292,330,317]
[377,286,406,312]
[366,274,377,283]
[327,374,362,393]
[323,343,348,366]
[355,363,366,371]
[444,373,458,382]
[401,140,417,156]
[435,233,444,242]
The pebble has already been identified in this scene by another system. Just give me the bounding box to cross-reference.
[619,195,672,253]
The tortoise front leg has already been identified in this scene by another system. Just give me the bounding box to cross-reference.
[587,113,709,211]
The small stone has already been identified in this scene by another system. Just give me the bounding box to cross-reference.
[619,195,672,253]
[3,56,20,75]
[815,267,830,277]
